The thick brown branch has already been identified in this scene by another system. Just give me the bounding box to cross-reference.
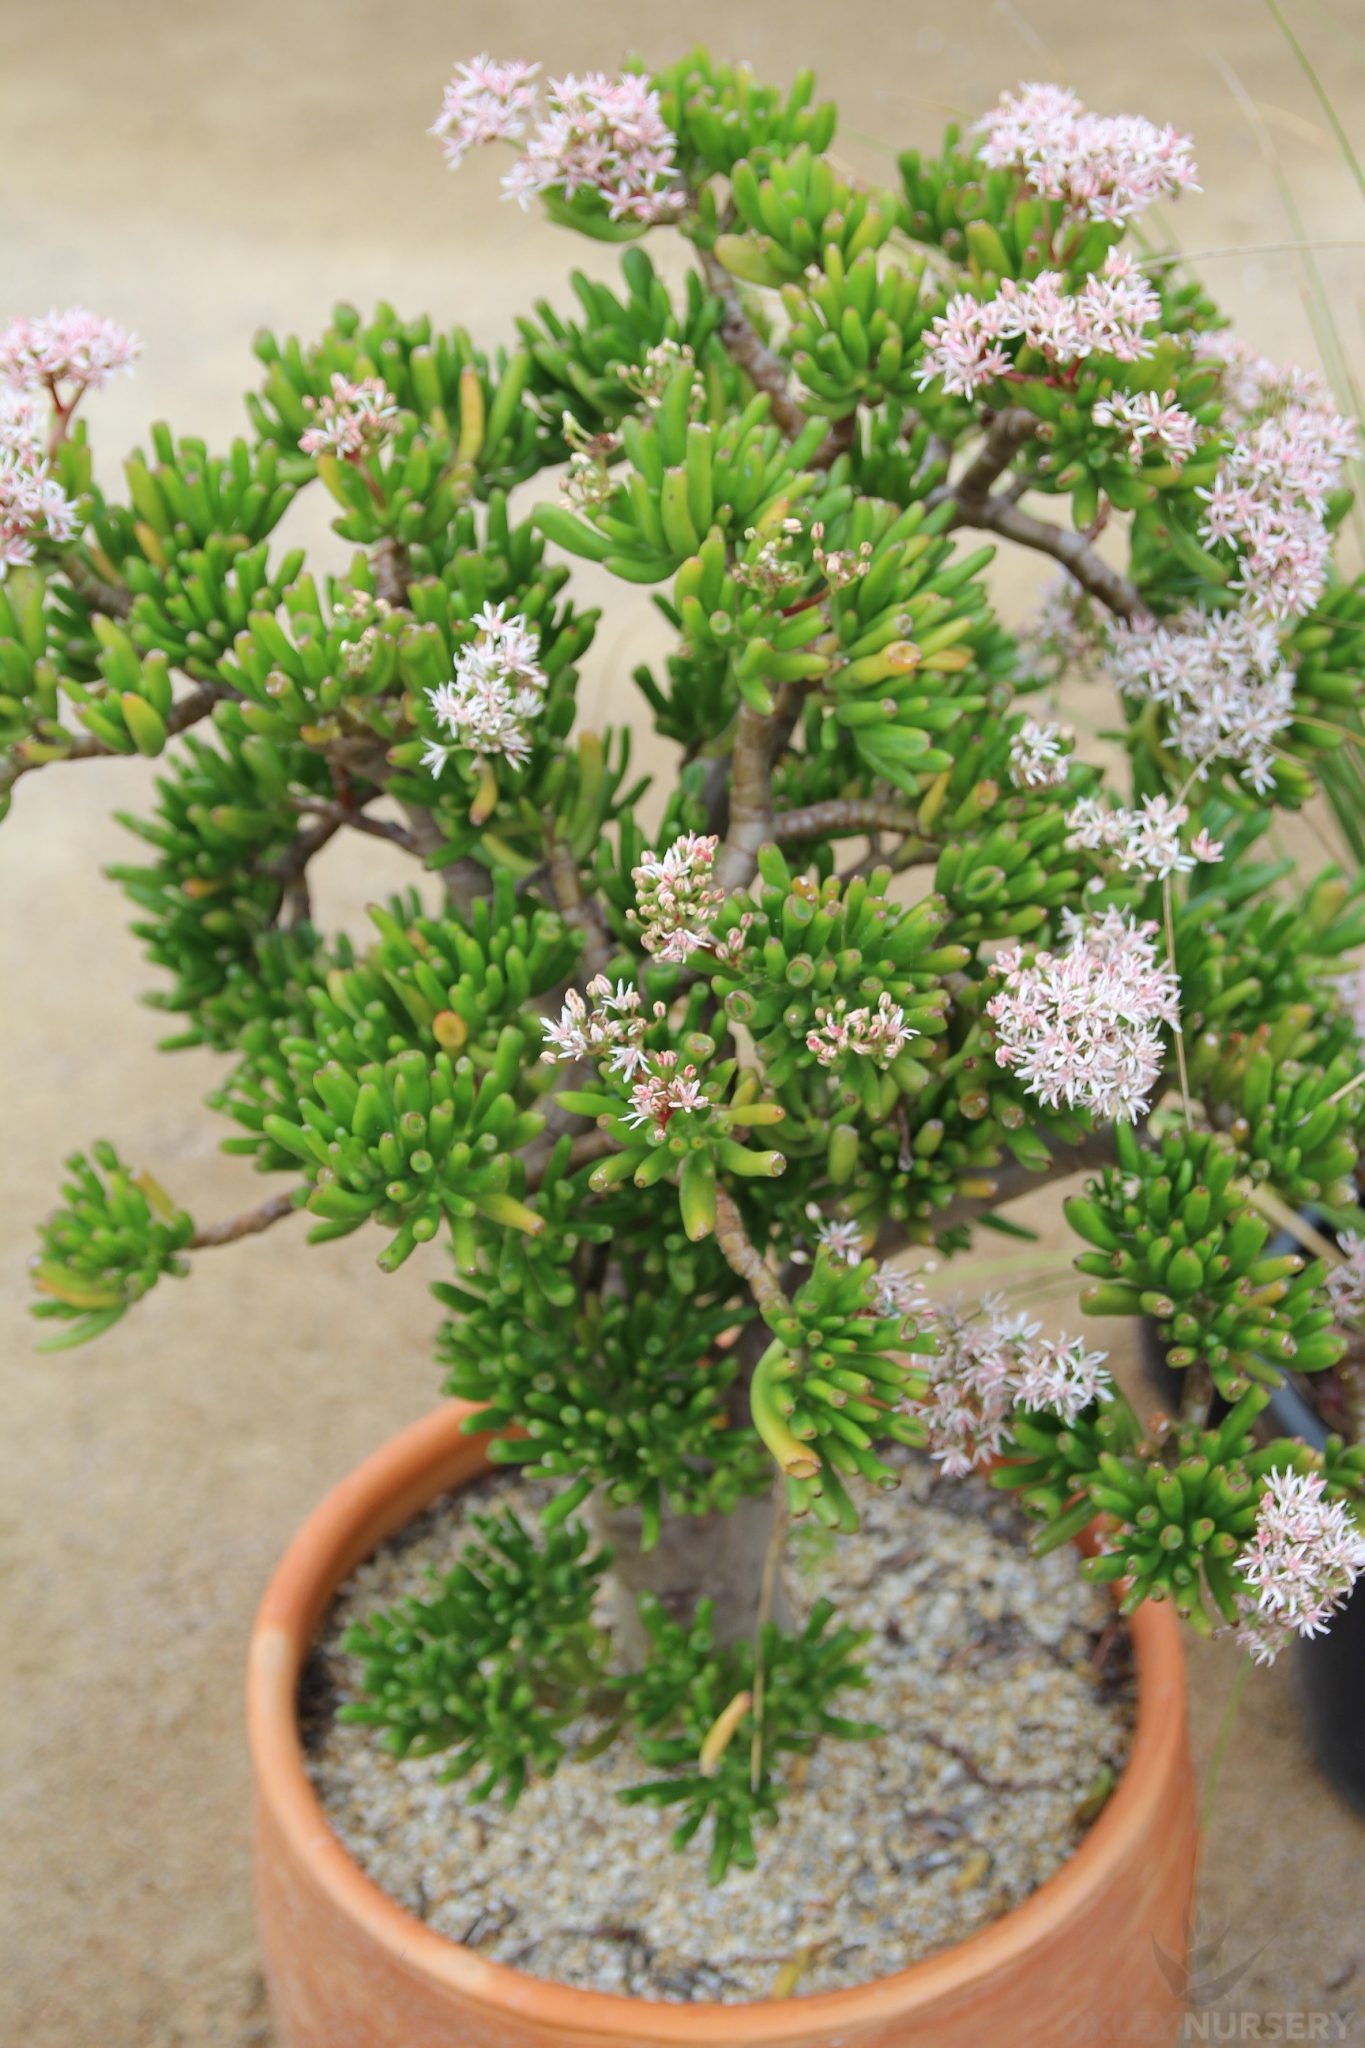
[370,536,411,609]
[960,496,1143,620]
[547,838,614,979]
[346,810,421,852]
[930,407,1142,621]
[767,679,808,762]
[394,800,493,918]
[716,703,779,892]
[929,407,1036,511]
[700,248,806,438]
[189,1190,298,1249]
[716,678,815,892]
[265,812,342,928]
[839,833,940,885]
[773,798,930,845]
[713,1186,791,1326]
[291,797,421,856]
[168,687,223,736]
[811,411,857,472]
[62,551,134,618]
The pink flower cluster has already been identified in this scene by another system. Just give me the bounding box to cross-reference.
[0,444,78,572]
[1007,716,1073,791]
[872,1260,935,1322]
[988,906,1180,1122]
[434,58,683,226]
[538,975,708,1136]
[807,991,914,1069]
[1066,793,1223,880]
[0,307,141,397]
[1235,1467,1365,1666]
[809,1213,868,1265]
[1198,331,1352,442]
[918,254,1160,399]
[1325,1233,1365,1329]
[1091,387,1199,468]
[811,521,874,589]
[621,1050,709,1137]
[0,388,45,454]
[505,73,683,224]
[1194,334,1355,622]
[1106,607,1295,794]
[630,833,726,964]
[541,975,648,1068]
[0,307,139,573]
[903,1292,1112,1477]
[430,55,541,169]
[424,604,547,770]
[299,374,399,460]
[976,82,1199,226]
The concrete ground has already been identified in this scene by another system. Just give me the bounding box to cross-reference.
[2,2,1363,2041]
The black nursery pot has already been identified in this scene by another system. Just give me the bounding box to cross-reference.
[1139,1251,1365,1814]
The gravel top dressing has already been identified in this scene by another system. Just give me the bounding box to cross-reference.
[302,1454,1135,2003]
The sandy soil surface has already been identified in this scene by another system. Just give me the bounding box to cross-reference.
[2,2,1363,2041]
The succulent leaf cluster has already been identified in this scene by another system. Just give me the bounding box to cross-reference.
[436,1272,768,1540]
[620,1593,879,1881]
[1067,1123,1346,1399]
[11,46,1365,1876]
[339,1510,611,1801]
[31,1142,198,1347]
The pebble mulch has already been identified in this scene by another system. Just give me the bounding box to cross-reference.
[302,1453,1135,2003]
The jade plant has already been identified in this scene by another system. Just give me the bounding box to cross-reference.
[11,54,1365,1881]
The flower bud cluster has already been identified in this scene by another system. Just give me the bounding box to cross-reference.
[1325,1234,1365,1330]
[1091,388,1199,468]
[429,54,541,168]
[298,373,399,459]
[806,991,915,1069]
[1195,336,1356,623]
[0,443,77,572]
[629,832,728,964]
[540,975,716,1141]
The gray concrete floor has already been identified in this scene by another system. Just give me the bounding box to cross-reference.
[2,2,1363,2041]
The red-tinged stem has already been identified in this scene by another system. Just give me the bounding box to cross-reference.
[189,1190,298,1250]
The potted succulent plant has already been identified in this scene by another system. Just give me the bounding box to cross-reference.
[9,47,1365,2048]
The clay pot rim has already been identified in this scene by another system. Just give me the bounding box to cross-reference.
[248,1399,1187,2043]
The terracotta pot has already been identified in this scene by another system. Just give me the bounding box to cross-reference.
[249,1401,1197,2048]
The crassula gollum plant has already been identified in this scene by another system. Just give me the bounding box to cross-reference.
[10,53,1365,1882]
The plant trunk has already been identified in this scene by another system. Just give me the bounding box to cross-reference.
[590,1483,792,1662]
